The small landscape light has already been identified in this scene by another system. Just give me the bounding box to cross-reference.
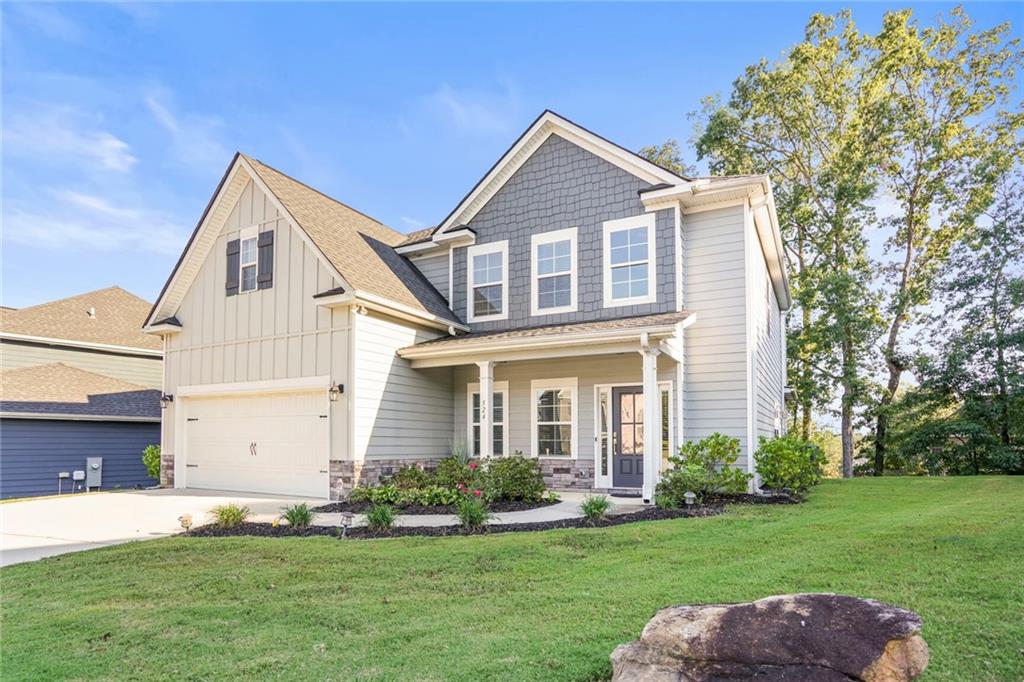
[179,514,193,531]
[683,491,696,506]
[340,512,354,538]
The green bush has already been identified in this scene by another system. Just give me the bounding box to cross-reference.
[365,504,398,532]
[348,484,401,505]
[142,444,161,480]
[580,495,611,521]
[434,456,478,489]
[656,432,751,505]
[386,466,434,490]
[483,455,546,502]
[397,485,462,507]
[754,435,824,492]
[455,495,493,530]
[209,503,251,529]
[281,503,313,528]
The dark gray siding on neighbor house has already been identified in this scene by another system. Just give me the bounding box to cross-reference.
[0,419,160,499]
[451,133,676,332]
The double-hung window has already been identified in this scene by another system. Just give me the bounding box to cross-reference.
[603,214,656,307]
[239,227,259,293]
[532,378,577,457]
[466,241,508,323]
[468,381,508,456]
[531,228,577,315]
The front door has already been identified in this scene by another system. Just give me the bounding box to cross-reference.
[612,387,644,488]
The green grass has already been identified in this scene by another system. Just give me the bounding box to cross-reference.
[2,477,1022,680]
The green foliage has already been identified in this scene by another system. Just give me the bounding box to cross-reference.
[455,496,493,530]
[638,139,696,177]
[280,503,314,528]
[656,433,751,504]
[434,456,478,489]
[142,444,161,480]
[209,503,251,529]
[580,495,611,521]
[365,504,398,532]
[385,466,433,490]
[482,455,546,502]
[755,435,824,492]
[348,484,401,505]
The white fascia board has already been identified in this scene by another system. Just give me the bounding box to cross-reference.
[0,412,161,422]
[0,332,164,357]
[142,323,182,336]
[315,289,467,334]
[178,375,332,397]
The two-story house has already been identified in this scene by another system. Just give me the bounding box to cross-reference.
[144,111,789,502]
[0,287,163,498]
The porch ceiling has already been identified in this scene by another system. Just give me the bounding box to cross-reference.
[398,311,692,368]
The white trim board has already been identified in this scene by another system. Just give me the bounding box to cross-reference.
[602,214,657,308]
[0,332,164,357]
[177,375,332,398]
[530,377,579,460]
[530,227,578,317]
[466,381,510,456]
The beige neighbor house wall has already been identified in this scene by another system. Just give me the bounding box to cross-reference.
[681,204,753,469]
[0,339,161,388]
[161,179,351,485]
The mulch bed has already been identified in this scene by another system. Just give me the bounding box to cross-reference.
[184,505,724,540]
[707,492,802,505]
[311,498,560,515]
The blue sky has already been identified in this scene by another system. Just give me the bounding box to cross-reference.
[2,2,1019,308]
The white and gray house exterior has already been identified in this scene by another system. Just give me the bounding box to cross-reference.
[144,111,790,502]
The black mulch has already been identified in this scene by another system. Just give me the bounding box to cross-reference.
[184,505,724,540]
[310,498,560,515]
[706,491,802,505]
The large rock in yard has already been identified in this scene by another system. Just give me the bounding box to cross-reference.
[611,593,928,681]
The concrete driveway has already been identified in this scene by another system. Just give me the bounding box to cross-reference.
[0,488,322,567]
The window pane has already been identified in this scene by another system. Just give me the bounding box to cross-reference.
[611,244,630,265]
[536,389,572,421]
[610,230,628,248]
[472,424,481,456]
[612,282,630,300]
[493,425,504,456]
[599,390,609,476]
[472,393,480,422]
[661,389,671,465]
[241,264,257,291]
[537,239,571,276]
[473,252,502,285]
[537,424,572,456]
[473,284,502,316]
[492,392,503,422]
[538,274,571,309]
[240,237,257,264]
[611,263,648,300]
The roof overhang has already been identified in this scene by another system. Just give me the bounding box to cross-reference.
[641,176,792,310]
[0,412,161,423]
[314,289,469,334]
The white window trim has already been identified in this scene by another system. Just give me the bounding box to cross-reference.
[239,225,259,293]
[531,377,578,459]
[602,214,657,308]
[530,227,578,316]
[593,381,675,490]
[466,240,509,323]
[467,381,510,456]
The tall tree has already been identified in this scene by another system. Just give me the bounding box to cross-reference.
[695,11,886,476]
[639,139,697,177]
[869,8,1024,474]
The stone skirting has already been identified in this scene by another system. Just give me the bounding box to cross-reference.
[160,453,174,487]
[330,458,445,500]
[539,458,594,489]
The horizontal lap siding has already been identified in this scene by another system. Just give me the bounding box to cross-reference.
[0,419,160,499]
[409,253,450,306]
[683,205,751,467]
[353,311,452,459]
[0,340,161,388]
[751,248,786,441]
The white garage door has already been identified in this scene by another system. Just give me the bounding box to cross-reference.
[183,391,328,498]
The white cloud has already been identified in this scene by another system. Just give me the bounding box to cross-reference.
[144,86,230,170]
[415,81,523,136]
[4,104,137,173]
[400,216,427,229]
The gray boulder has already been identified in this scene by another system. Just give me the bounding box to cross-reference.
[611,593,928,681]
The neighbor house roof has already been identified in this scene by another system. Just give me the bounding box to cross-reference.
[0,363,161,420]
[1,287,162,352]
[397,227,437,247]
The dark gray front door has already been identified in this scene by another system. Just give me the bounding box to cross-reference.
[612,387,644,488]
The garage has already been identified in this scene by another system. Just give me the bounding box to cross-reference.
[181,390,329,498]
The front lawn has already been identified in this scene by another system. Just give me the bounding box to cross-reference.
[2,477,1021,680]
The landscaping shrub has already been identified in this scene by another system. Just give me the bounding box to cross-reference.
[580,495,611,521]
[754,435,824,493]
[656,432,751,505]
[209,503,251,529]
[281,503,313,528]
[365,504,398,532]
[142,444,161,480]
[455,495,493,530]
[482,455,545,502]
[386,466,433,490]
[434,456,478,489]
[348,484,402,505]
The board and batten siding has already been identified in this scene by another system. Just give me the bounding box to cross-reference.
[0,339,162,388]
[162,178,351,463]
[409,253,450,306]
[682,204,752,468]
[351,310,453,460]
[452,353,678,459]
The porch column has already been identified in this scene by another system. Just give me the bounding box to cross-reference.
[476,361,494,459]
[641,347,662,503]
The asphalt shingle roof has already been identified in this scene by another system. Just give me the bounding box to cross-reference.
[242,155,460,325]
[0,363,161,419]
[0,287,161,351]
[397,227,436,247]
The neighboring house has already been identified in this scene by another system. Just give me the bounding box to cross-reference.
[0,288,163,498]
[144,110,789,502]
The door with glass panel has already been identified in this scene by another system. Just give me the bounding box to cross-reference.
[612,387,644,487]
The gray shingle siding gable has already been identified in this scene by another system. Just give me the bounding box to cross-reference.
[452,134,677,332]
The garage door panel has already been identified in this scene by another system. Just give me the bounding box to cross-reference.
[183,390,328,498]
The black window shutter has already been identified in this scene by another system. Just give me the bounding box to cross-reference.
[225,239,240,296]
[257,230,274,290]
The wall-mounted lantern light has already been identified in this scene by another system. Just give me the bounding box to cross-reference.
[160,394,174,409]
[329,384,344,402]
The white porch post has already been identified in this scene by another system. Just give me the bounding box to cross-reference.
[476,361,494,459]
[641,346,661,503]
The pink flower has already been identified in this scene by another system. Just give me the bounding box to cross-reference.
[473,490,482,497]
[457,483,466,491]
[469,461,478,471]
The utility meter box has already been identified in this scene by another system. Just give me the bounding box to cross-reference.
[85,457,103,489]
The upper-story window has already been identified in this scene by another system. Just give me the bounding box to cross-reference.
[239,228,259,293]
[603,214,657,307]
[531,227,577,316]
[466,240,508,322]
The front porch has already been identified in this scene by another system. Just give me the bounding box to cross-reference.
[399,311,693,501]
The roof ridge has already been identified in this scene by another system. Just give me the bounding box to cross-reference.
[8,286,140,313]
